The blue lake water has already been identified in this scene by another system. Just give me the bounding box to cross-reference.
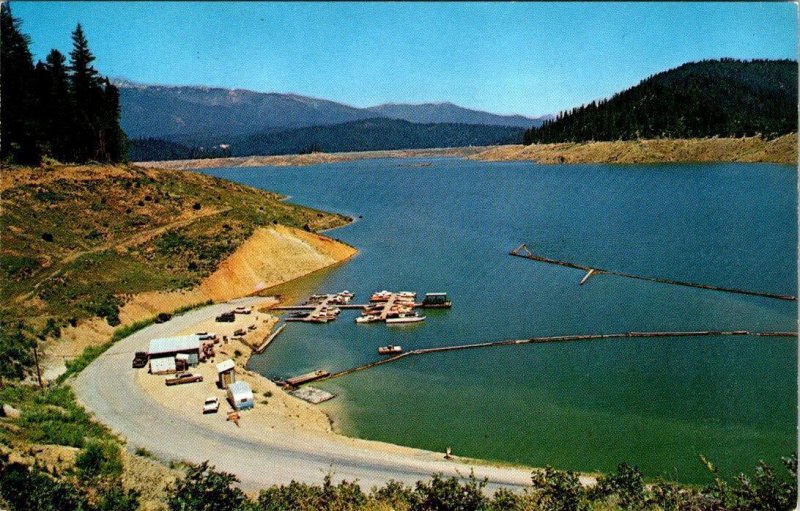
[201,158,797,483]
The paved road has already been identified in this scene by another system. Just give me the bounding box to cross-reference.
[72,298,543,491]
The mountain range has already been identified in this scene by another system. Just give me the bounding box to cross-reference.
[115,80,545,141]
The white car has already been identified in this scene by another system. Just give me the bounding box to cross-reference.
[202,396,220,414]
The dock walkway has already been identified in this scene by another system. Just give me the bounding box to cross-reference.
[509,244,796,302]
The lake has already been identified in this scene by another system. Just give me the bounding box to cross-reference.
[201,158,797,483]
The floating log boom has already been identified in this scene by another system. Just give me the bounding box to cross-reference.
[510,244,796,301]
[310,330,797,384]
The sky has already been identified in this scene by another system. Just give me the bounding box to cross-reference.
[11,2,798,117]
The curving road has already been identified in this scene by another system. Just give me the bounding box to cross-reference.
[72,298,550,491]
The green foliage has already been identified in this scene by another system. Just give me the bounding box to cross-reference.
[0,461,89,511]
[592,463,646,510]
[702,453,797,511]
[167,461,247,511]
[0,318,34,379]
[370,479,417,509]
[530,466,586,511]
[411,472,488,511]
[0,7,125,165]
[76,440,123,481]
[12,385,113,447]
[524,59,798,144]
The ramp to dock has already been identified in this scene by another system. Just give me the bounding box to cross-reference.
[509,243,796,302]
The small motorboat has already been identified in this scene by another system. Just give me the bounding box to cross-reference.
[378,345,403,355]
[355,315,380,324]
[386,314,426,325]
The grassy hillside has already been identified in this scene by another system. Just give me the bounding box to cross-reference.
[0,163,350,379]
[525,59,797,143]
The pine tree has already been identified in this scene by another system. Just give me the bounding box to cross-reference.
[1,4,40,164]
[69,23,103,162]
[44,49,75,161]
[101,79,125,162]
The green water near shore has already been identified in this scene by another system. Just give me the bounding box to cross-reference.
[203,159,797,483]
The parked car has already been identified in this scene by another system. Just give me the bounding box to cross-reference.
[215,312,235,323]
[234,306,252,315]
[131,351,148,368]
[202,396,220,414]
[155,312,172,323]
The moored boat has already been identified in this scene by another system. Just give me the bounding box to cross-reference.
[355,315,380,324]
[378,345,403,355]
[386,314,426,325]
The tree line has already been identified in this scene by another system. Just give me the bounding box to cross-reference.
[1,4,125,165]
[2,455,797,511]
[524,59,798,144]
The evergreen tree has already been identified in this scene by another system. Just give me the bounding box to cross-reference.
[69,23,104,162]
[1,4,40,164]
[43,49,75,161]
[101,78,125,162]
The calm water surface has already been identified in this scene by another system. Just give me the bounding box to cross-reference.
[201,158,797,483]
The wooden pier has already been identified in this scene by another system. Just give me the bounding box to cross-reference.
[510,244,796,302]
[307,329,797,385]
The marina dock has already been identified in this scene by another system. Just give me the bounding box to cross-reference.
[510,243,797,302]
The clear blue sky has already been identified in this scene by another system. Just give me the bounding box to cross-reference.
[11,2,798,117]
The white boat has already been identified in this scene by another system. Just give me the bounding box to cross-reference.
[386,314,426,325]
[378,345,403,355]
[355,315,380,324]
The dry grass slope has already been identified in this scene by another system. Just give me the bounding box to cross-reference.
[470,134,797,164]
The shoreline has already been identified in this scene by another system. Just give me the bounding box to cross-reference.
[134,135,797,170]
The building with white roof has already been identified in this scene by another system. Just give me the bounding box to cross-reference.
[147,335,202,374]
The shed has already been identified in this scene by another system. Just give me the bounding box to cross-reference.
[216,359,236,389]
[226,381,254,411]
[148,335,202,374]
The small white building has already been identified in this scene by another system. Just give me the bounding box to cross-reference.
[226,381,254,411]
[216,359,236,389]
[148,335,202,374]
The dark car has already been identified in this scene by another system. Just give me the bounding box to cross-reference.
[155,312,172,324]
[132,351,148,368]
[215,312,235,322]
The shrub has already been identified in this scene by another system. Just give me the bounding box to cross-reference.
[76,440,123,481]
[167,461,246,511]
[530,466,585,511]
[411,472,488,511]
[0,461,87,511]
[593,463,645,510]
[41,232,53,242]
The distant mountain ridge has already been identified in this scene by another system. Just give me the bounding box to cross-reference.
[366,102,537,127]
[114,80,545,140]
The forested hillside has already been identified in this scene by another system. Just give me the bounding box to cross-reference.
[220,118,520,157]
[524,59,797,144]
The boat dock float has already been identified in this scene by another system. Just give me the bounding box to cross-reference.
[253,324,286,354]
[285,369,331,387]
[307,329,797,384]
[510,243,797,302]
